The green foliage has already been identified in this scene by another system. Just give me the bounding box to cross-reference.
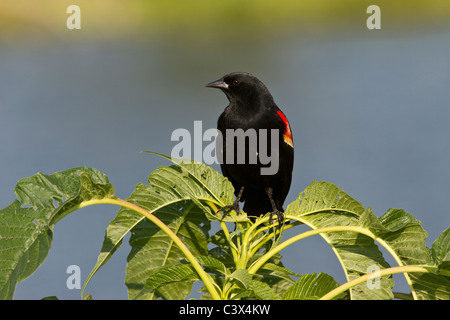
[0,167,112,300]
[0,155,449,300]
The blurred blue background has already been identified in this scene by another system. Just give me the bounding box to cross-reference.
[1,1,449,299]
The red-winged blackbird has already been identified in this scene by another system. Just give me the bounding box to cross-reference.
[206,72,294,226]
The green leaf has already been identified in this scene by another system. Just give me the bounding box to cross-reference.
[286,181,394,300]
[377,208,430,264]
[282,273,340,300]
[248,279,281,300]
[249,243,294,298]
[289,180,365,216]
[126,202,210,300]
[3,158,446,301]
[149,153,249,222]
[207,230,238,272]
[347,207,449,300]
[231,278,282,300]
[229,269,250,289]
[146,263,199,290]
[376,209,449,300]
[432,227,450,272]
[144,152,235,217]
[359,208,432,267]
[0,167,112,299]
[195,255,228,275]
[259,263,302,280]
[84,159,234,299]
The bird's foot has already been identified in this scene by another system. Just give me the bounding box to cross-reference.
[217,203,240,221]
[269,210,285,229]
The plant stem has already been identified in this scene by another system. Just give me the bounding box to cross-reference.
[248,215,436,300]
[248,222,297,259]
[79,197,222,300]
[319,265,431,300]
[248,222,376,275]
[206,201,239,263]
[289,214,425,300]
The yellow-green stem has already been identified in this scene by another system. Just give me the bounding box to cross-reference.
[248,222,376,275]
[79,197,222,300]
[206,201,239,263]
[247,222,296,259]
[320,265,430,300]
[288,214,420,299]
[248,215,434,300]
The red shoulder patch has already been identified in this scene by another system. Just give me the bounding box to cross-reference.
[276,110,293,147]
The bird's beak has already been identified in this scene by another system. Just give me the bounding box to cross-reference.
[205,78,229,90]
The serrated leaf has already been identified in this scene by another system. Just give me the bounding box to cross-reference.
[146,263,199,290]
[290,180,365,217]
[126,201,210,300]
[250,244,294,297]
[84,159,234,300]
[357,208,450,299]
[286,181,394,300]
[377,209,450,300]
[208,230,237,271]
[379,208,422,232]
[282,273,340,300]
[260,263,302,279]
[0,167,112,299]
[407,272,450,300]
[146,153,251,222]
[195,255,228,275]
[144,152,235,210]
[357,207,389,236]
[229,269,250,289]
[432,227,450,270]
[377,208,430,267]
[249,279,281,300]
[345,206,449,300]
[232,278,282,300]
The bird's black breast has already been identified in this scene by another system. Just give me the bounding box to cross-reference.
[217,104,292,193]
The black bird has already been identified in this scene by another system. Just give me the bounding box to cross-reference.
[206,72,294,226]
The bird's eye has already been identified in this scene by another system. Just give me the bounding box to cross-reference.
[232,80,240,86]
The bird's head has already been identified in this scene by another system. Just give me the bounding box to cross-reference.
[205,72,274,106]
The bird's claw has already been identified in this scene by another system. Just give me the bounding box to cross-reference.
[269,210,285,229]
[217,203,240,220]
